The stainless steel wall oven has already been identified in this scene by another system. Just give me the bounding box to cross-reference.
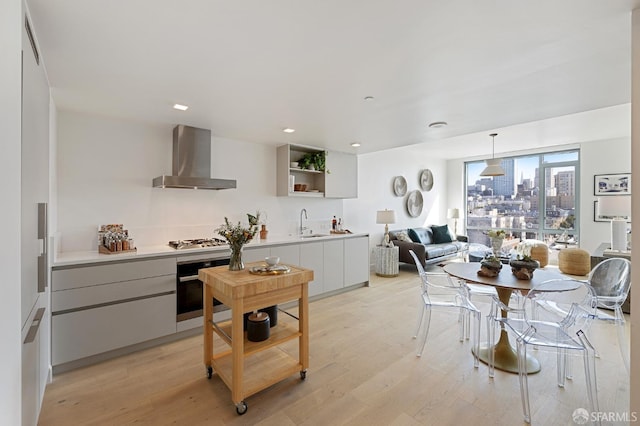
[176,257,230,322]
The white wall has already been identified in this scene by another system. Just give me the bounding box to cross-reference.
[579,137,631,253]
[344,146,449,251]
[56,111,345,253]
[445,137,631,253]
[1,0,24,423]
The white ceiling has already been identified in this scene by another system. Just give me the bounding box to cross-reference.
[27,0,639,158]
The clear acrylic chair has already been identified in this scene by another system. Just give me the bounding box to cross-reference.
[408,250,481,367]
[486,279,599,424]
[587,257,631,374]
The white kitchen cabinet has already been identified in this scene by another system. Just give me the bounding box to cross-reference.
[53,294,176,365]
[51,257,177,368]
[21,7,50,425]
[245,239,365,297]
[276,144,357,198]
[21,4,50,328]
[300,241,324,297]
[52,275,175,312]
[52,257,175,291]
[325,150,358,199]
[269,244,300,265]
[21,300,46,426]
[244,244,299,266]
[344,236,370,286]
[323,239,345,292]
[242,247,270,263]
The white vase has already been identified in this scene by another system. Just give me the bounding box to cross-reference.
[490,237,504,257]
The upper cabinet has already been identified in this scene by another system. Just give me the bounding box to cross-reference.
[276,144,357,199]
[324,150,358,199]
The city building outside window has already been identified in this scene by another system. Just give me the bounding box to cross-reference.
[465,150,579,250]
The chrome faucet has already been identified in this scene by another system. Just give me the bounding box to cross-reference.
[299,208,308,235]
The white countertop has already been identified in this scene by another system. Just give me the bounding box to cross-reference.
[53,232,369,268]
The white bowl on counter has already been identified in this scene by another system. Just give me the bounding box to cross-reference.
[265,256,280,267]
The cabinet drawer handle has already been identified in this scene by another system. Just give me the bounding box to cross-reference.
[23,307,45,344]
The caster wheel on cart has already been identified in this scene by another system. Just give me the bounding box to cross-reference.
[206,366,213,379]
[300,370,307,380]
[236,401,248,415]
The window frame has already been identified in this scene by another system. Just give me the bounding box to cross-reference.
[464,149,580,245]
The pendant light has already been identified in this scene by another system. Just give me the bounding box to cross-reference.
[479,133,505,176]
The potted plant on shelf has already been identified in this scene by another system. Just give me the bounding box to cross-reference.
[298,151,325,172]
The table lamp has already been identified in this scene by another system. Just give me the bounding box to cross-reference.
[447,208,460,236]
[376,209,396,247]
[597,196,631,251]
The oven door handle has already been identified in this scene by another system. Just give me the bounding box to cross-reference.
[178,275,201,283]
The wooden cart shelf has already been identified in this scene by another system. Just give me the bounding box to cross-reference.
[210,319,302,356]
[199,262,313,415]
[211,347,302,399]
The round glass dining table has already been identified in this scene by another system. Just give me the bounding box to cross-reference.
[443,262,578,374]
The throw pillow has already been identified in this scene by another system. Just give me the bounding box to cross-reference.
[396,231,412,242]
[407,228,421,243]
[432,225,453,243]
[408,228,432,244]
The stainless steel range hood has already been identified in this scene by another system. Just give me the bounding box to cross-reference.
[152,125,237,190]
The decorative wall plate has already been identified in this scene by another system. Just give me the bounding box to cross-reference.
[420,169,434,191]
[406,190,423,217]
[393,176,407,196]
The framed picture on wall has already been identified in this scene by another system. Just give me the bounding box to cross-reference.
[594,200,631,222]
[594,173,631,195]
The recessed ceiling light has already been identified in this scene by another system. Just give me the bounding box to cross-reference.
[173,104,189,111]
[351,142,361,147]
[364,96,374,101]
[428,121,447,128]
[283,128,295,133]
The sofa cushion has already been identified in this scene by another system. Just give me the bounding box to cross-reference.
[408,228,433,244]
[432,225,453,243]
[424,246,446,259]
[424,242,461,259]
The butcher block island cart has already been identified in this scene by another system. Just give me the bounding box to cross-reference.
[199,262,313,415]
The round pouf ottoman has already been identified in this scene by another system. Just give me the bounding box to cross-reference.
[528,241,549,268]
[558,248,591,276]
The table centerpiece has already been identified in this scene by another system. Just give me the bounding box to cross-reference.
[486,229,506,257]
[216,212,260,271]
[478,255,503,278]
[509,242,540,280]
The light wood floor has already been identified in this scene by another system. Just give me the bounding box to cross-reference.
[39,264,630,426]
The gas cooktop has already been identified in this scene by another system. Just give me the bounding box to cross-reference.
[168,238,227,250]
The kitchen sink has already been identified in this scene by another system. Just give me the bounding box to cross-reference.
[300,234,328,239]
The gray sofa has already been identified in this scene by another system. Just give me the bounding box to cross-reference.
[389,226,468,268]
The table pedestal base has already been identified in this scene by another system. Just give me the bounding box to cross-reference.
[473,332,540,374]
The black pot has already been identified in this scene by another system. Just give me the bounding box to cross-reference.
[259,305,278,327]
[247,312,270,342]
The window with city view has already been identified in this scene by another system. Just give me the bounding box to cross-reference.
[465,150,579,249]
